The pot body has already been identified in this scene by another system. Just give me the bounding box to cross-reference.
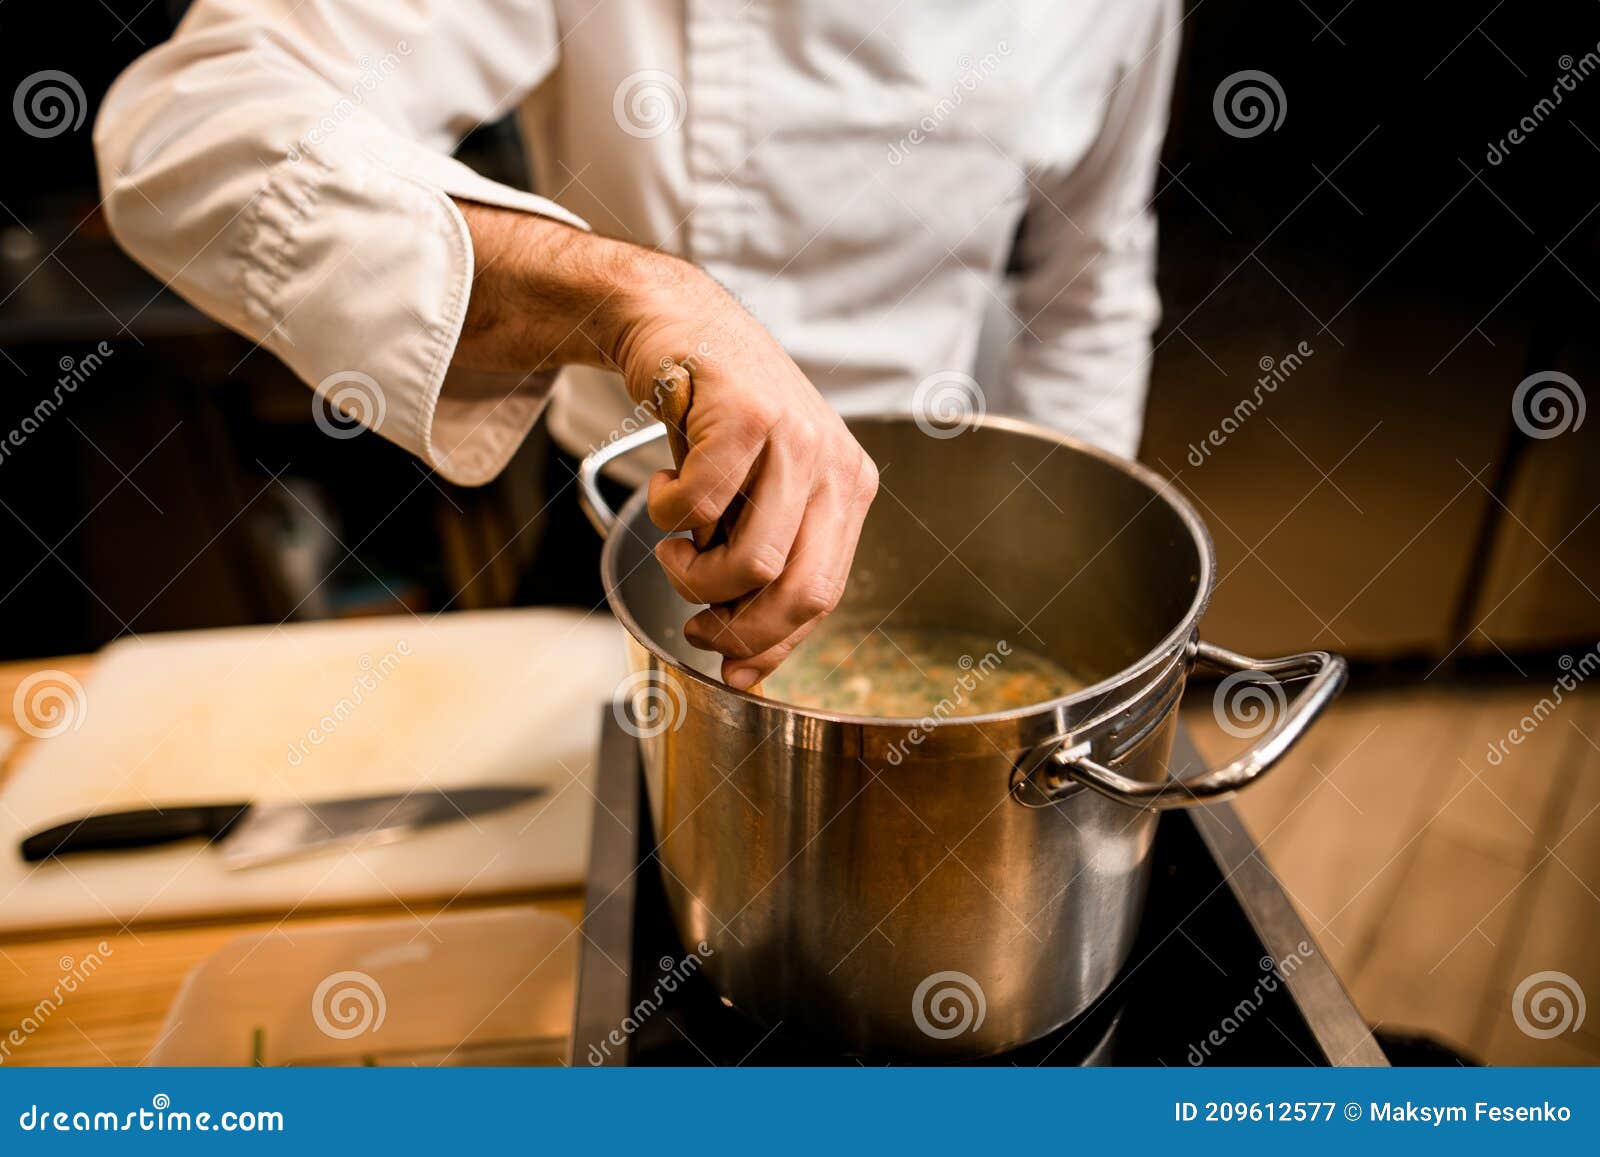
[595,415,1335,1058]
[626,633,1186,1057]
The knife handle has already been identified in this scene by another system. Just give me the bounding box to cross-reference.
[20,804,251,862]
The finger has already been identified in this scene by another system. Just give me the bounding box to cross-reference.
[721,617,824,690]
[645,469,684,535]
[653,441,809,605]
[730,454,875,665]
[647,420,766,533]
[685,472,868,660]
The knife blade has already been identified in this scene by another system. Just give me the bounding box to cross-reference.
[19,785,547,870]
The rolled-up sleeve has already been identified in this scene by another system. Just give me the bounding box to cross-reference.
[1006,0,1179,460]
[94,0,587,485]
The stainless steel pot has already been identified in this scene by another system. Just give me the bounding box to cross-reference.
[580,414,1345,1058]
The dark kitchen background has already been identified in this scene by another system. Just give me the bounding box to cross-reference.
[1,2,1597,1064]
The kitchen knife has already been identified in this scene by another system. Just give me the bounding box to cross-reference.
[19,785,546,870]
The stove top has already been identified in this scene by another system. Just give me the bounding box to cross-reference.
[572,714,1386,1066]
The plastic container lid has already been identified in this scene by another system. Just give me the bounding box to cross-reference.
[145,907,576,1066]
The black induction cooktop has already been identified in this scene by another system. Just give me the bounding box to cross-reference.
[571,713,1386,1067]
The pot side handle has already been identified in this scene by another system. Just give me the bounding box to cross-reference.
[1051,641,1348,811]
[578,423,669,537]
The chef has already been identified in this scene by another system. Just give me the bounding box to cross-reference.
[94,0,1179,687]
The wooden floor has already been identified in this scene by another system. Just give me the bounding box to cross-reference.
[1183,674,1600,1066]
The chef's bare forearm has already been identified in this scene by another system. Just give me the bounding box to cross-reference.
[449,198,660,378]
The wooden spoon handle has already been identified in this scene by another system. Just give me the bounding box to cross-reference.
[649,361,693,468]
[650,360,752,551]
[649,360,762,694]
[649,361,712,550]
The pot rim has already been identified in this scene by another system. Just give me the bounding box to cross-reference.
[600,411,1217,731]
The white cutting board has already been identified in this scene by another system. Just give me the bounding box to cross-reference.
[0,609,629,933]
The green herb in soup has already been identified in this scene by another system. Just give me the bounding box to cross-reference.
[763,619,1083,717]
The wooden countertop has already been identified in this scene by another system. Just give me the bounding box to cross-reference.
[0,655,583,1067]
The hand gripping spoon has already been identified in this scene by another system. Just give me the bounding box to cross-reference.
[648,359,763,695]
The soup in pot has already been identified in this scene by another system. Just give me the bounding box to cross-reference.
[763,617,1084,718]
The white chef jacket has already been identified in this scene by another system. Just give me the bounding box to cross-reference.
[95,0,1178,486]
